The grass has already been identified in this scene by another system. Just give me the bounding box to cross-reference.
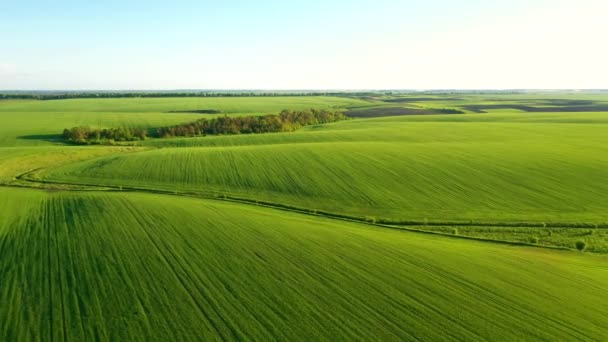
[0,96,368,147]
[413,225,608,253]
[0,146,143,185]
[0,96,368,114]
[39,113,608,225]
[1,94,608,340]
[0,187,606,340]
[0,112,204,147]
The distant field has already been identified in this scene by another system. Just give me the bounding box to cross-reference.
[0,188,606,340]
[347,93,608,116]
[0,96,368,147]
[0,96,368,114]
[1,94,607,340]
[0,112,202,147]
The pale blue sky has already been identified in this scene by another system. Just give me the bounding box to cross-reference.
[1,0,606,89]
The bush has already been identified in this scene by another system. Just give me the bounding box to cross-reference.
[62,126,147,144]
[529,236,539,244]
[547,230,553,237]
[451,228,458,235]
[575,241,587,251]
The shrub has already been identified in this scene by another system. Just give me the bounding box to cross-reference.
[451,228,458,235]
[547,230,552,237]
[529,236,539,244]
[575,241,587,251]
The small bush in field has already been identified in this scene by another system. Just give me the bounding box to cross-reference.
[529,236,539,244]
[575,241,587,251]
[451,228,458,235]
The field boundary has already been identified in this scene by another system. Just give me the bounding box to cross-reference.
[16,171,608,229]
[5,170,602,253]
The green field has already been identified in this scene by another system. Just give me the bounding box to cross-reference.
[0,96,368,114]
[1,188,606,340]
[38,113,608,226]
[1,94,607,340]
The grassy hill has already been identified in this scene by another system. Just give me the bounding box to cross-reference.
[1,187,606,340]
[38,113,608,226]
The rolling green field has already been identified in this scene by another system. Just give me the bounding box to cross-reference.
[1,94,607,340]
[39,113,608,226]
[0,188,606,340]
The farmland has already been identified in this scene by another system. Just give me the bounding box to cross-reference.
[40,112,608,227]
[1,188,607,340]
[1,94,608,339]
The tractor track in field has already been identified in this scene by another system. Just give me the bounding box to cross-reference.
[51,199,69,342]
[121,200,230,339]
[0,166,604,254]
[45,200,55,342]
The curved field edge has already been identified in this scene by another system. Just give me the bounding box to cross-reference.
[0,146,146,185]
[0,187,606,341]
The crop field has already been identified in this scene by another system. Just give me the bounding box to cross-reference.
[0,188,606,340]
[39,113,608,225]
[0,94,607,340]
[0,96,367,114]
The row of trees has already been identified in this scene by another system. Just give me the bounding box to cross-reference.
[62,109,347,144]
[1,92,383,101]
[62,126,148,144]
[155,109,346,138]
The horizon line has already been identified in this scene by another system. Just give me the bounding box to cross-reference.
[2,89,608,93]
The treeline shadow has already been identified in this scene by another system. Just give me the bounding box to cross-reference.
[16,134,68,144]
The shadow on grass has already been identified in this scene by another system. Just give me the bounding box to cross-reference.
[16,134,67,144]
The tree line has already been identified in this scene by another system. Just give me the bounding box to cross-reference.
[62,109,347,144]
[156,109,346,138]
[62,126,148,144]
[1,92,386,101]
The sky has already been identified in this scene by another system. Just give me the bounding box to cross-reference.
[1,0,607,90]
